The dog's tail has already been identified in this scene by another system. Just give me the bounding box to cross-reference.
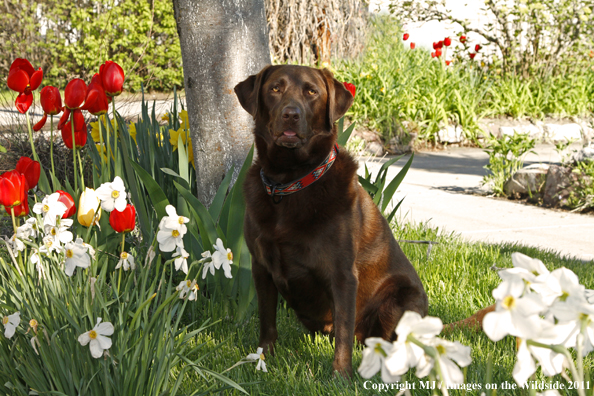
[443,304,496,332]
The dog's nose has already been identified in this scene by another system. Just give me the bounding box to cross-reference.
[281,106,301,122]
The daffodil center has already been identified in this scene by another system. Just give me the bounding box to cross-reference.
[559,292,570,302]
[227,252,233,261]
[436,344,446,355]
[50,227,57,236]
[2,316,8,325]
[89,330,97,340]
[66,249,74,258]
[186,280,192,288]
[120,252,128,260]
[260,353,265,360]
[172,230,180,238]
[29,319,38,328]
[111,190,120,199]
[178,217,185,225]
[502,295,516,310]
[43,204,50,213]
[374,343,387,357]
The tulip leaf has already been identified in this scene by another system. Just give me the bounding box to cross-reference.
[208,165,234,221]
[130,161,170,220]
[337,121,356,147]
[381,153,413,213]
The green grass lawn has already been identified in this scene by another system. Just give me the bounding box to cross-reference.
[176,221,594,395]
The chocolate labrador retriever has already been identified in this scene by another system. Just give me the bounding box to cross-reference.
[234,65,428,377]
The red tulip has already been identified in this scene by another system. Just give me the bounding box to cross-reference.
[0,170,27,208]
[15,157,40,190]
[64,79,87,110]
[56,190,76,218]
[432,42,438,50]
[100,61,125,97]
[435,48,442,57]
[34,86,64,131]
[8,198,29,217]
[60,117,87,149]
[6,58,43,114]
[445,60,452,66]
[460,35,467,43]
[342,82,356,98]
[109,204,136,233]
[431,52,436,58]
[82,74,111,115]
[58,107,86,132]
[475,44,482,52]
[403,33,409,41]
[444,37,451,46]
[410,42,416,49]
[469,53,477,59]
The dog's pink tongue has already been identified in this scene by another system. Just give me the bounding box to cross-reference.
[283,131,297,137]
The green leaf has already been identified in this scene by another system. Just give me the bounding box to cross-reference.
[208,165,234,221]
[380,153,413,213]
[174,181,220,250]
[0,144,6,153]
[337,122,356,147]
[130,161,170,220]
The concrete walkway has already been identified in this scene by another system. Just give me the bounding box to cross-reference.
[359,144,594,262]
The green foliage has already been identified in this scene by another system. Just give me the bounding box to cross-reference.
[482,132,536,196]
[0,0,182,91]
[178,221,594,395]
[567,159,594,212]
[332,16,594,142]
[391,0,594,77]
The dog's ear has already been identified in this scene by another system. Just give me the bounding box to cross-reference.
[320,68,354,129]
[234,65,272,119]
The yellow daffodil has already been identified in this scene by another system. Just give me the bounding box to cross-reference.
[161,113,170,122]
[128,122,137,145]
[169,127,194,166]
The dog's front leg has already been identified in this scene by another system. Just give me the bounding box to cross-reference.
[252,259,279,354]
[330,270,358,377]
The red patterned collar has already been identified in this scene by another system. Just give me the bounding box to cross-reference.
[260,144,339,203]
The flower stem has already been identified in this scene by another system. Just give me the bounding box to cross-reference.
[77,150,85,190]
[25,111,40,163]
[112,96,119,176]
[70,111,78,192]
[50,115,56,189]
[10,207,17,234]
[117,233,125,294]
[98,116,106,181]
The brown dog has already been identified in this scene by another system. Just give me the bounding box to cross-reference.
[234,65,428,377]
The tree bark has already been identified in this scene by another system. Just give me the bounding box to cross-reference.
[173,0,270,207]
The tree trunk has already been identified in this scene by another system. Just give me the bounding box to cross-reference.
[173,0,270,207]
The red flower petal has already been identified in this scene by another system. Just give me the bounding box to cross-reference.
[16,157,40,190]
[7,68,29,93]
[15,93,33,114]
[29,69,43,91]
[64,78,87,109]
[9,59,35,77]
[58,108,71,130]
[40,86,63,115]
[33,114,48,131]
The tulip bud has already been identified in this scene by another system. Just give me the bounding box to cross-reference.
[56,190,76,218]
[109,204,136,233]
[410,42,416,50]
[100,61,125,97]
[15,157,40,190]
[40,86,63,115]
[78,187,102,227]
[0,170,27,208]
[475,44,482,52]
[403,33,409,41]
[64,79,87,110]
[444,37,451,46]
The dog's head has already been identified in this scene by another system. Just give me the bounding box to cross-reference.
[234,65,353,151]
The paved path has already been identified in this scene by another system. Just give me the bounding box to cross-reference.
[358,144,594,262]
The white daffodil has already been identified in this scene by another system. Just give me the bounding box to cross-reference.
[201,250,215,279]
[513,332,568,387]
[172,246,189,274]
[385,311,443,376]
[415,338,472,386]
[31,336,41,355]
[358,337,400,383]
[546,267,587,307]
[78,317,114,358]
[16,220,36,240]
[160,205,189,234]
[511,252,550,276]
[2,312,20,339]
[95,176,127,212]
[246,347,268,372]
[176,279,199,300]
[63,238,91,276]
[212,238,233,278]
[549,295,594,354]
[44,219,74,246]
[156,216,187,252]
[482,276,547,341]
[6,234,25,253]
[33,193,67,227]
[115,251,135,271]
[39,235,63,255]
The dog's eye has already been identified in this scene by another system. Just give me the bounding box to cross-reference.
[307,89,317,96]
[271,86,280,93]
